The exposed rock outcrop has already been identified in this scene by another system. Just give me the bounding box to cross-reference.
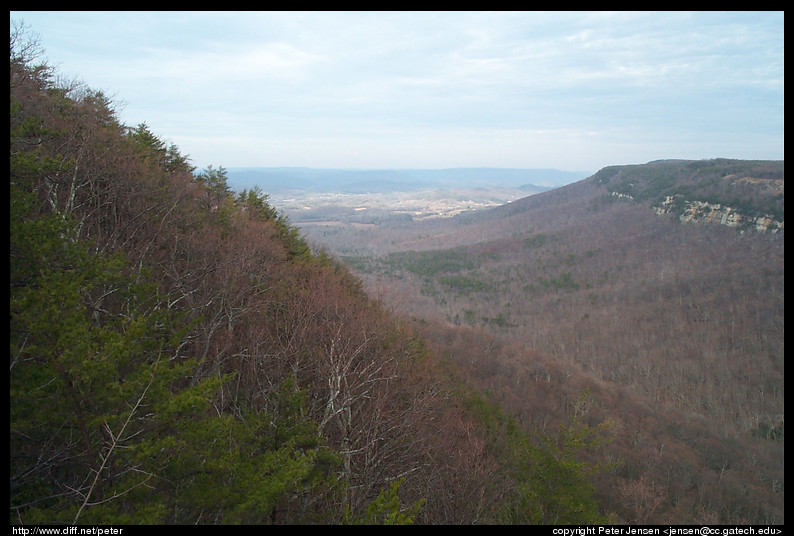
[654,194,784,233]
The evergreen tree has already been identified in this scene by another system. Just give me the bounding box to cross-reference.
[342,479,425,525]
[194,165,233,209]
[127,122,193,173]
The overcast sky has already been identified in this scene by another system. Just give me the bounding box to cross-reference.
[11,11,784,173]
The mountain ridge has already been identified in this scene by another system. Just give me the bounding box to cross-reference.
[226,166,591,194]
[413,158,784,248]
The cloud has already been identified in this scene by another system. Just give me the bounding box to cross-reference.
[11,10,783,171]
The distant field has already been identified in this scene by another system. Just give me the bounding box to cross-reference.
[270,187,534,223]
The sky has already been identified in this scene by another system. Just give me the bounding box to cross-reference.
[10,11,784,174]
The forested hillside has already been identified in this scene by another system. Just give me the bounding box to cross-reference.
[346,159,785,433]
[338,159,784,524]
[10,23,624,526]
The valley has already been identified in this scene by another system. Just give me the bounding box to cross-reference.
[270,186,534,223]
[273,186,544,257]
[272,159,785,524]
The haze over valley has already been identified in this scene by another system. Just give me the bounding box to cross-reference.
[227,167,588,226]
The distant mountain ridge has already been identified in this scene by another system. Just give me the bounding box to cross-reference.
[450,158,784,234]
[592,158,784,233]
[226,167,591,194]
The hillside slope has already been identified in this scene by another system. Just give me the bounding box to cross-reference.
[341,159,785,524]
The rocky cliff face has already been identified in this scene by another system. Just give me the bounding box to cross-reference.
[596,160,784,235]
[654,194,784,233]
